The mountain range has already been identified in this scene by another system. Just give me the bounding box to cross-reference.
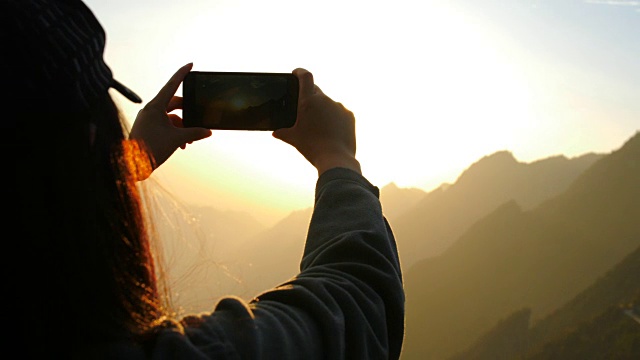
[392,150,603,268]
[206,148,606,302]
[179,148,603,306]
[448,245,640,359]
[400,131,640,359]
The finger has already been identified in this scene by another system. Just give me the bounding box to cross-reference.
[272,127,294,145]
[179,127,212,144]
[149,63,193,107]
[167,96,183,113]
[272,129,284,140]
[180,141,193,150]
[293,68,315,98]
[168,113,183,128]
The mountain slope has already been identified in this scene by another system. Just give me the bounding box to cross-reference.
[214,183,428,300]
[222,207,314,300]
[448,245,640,360]
[380,182,427,221]
[400,132,640,359]
[393,150,602,268]
[527,246,640,351]
[448,308,532,360]
[525,297,640,360]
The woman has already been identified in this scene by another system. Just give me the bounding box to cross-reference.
[4,0,404,358]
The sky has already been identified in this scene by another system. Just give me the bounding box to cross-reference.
[84,0,640,225]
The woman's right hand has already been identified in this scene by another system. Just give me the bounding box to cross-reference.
[273,68,361,176]
[129,63,212,173]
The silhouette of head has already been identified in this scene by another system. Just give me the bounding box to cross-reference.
[4,0,142,110]
[2,1,163,356]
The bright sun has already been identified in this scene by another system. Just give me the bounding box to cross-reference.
[105,0,630,226]
[113,0,538,224]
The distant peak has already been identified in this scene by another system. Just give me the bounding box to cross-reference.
[469,150,518,170]
[621,130,640,151]
[455,150,519,183]
[485,150,517,162]
[383,182,399,190]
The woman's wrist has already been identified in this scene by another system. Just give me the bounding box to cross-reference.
[314,155,361,176]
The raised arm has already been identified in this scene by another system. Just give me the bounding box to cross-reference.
[235,68,404,358]
[150,68,404,360]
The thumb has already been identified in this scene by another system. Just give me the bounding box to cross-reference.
[180,127,212,144]
[272,127,294,145]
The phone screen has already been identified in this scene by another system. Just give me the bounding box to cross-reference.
[183,71,299,130]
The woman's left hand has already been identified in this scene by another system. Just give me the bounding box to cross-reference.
[129,63,212,171]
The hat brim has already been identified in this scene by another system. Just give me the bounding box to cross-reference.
[111,79,142,104]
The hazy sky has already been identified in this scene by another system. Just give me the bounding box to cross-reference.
[84,0,639,225]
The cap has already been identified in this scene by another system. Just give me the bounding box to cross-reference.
[2,0,142,108]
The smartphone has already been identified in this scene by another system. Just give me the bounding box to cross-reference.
[183,71,299,130]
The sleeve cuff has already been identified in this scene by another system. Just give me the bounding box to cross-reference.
[315,167,380,198]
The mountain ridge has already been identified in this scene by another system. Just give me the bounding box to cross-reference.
[393,148,604,268]
[400,131,640,359]
[447,244,640,359]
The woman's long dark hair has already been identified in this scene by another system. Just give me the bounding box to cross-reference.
[7,93,165,357]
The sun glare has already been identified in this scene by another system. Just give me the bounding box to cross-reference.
[348,3,535,189]
[100,0,638,224]
[113,0,538,220]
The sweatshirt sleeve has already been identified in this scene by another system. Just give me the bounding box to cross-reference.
[151,168,405,360]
